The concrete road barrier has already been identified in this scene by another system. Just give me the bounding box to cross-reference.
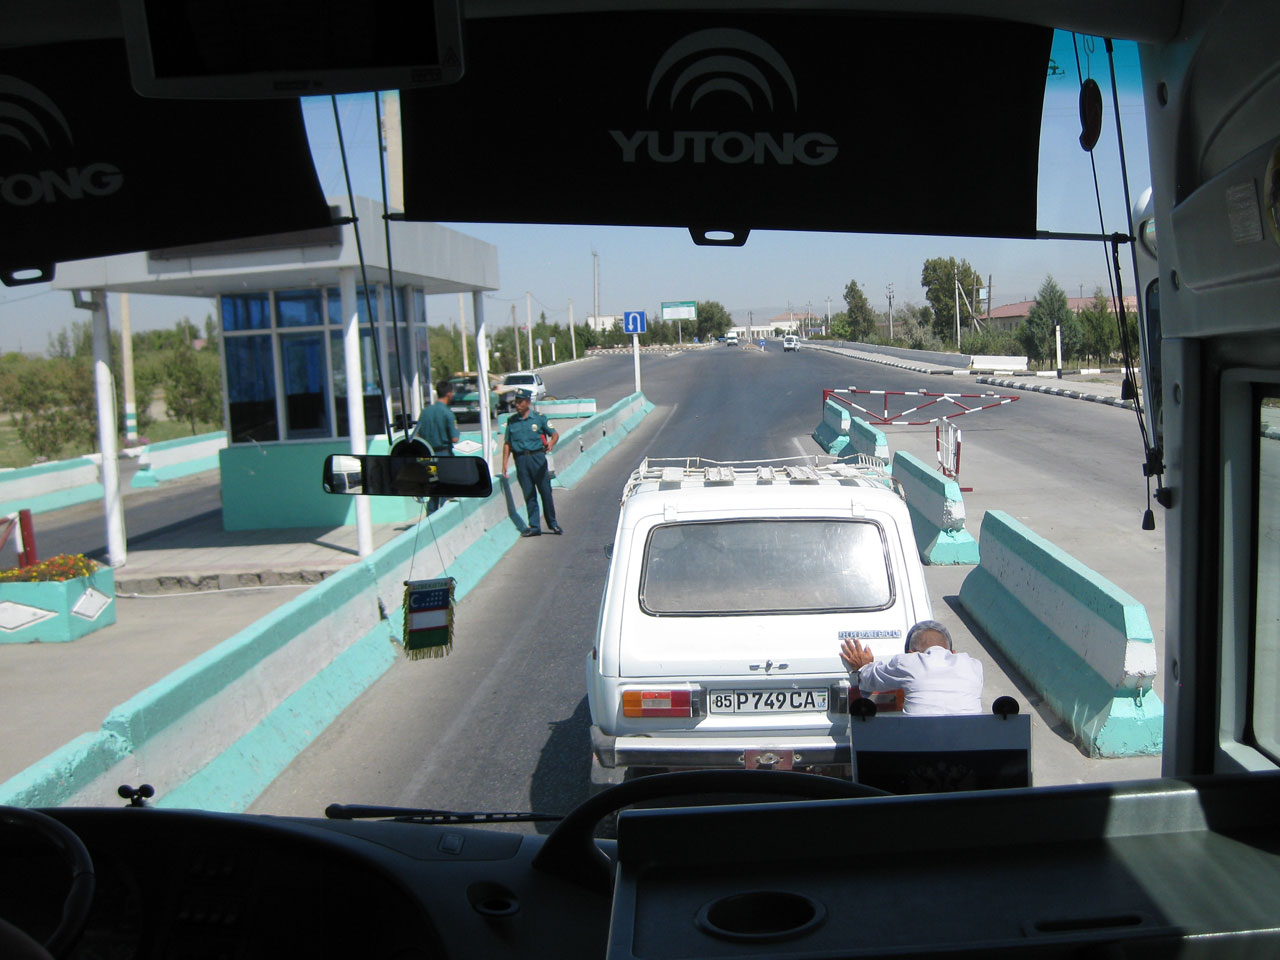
[812,397,852,456]
[846,418,889,461]
[132,432,227,487]
[0,457,104,516]
[0,394,653,811]
[891,451,978,565]
[538,398,598,419]
[958,510,1162,758]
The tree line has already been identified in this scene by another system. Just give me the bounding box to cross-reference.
[424,302,737,380]
[829,258,1139,366]
[0,317,221,463]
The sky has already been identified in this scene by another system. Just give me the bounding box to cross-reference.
[0,31,1148,352]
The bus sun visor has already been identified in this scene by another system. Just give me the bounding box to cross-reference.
[0,40,333,286]
[402,13,1051,241]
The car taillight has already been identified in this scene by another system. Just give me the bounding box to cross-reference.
[623,689,693,718]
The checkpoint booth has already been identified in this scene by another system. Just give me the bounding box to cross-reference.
[52,195,498,532]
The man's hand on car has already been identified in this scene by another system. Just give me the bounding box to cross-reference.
[839,638,875,672]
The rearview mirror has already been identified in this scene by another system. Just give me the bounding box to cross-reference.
[323,455,492,499]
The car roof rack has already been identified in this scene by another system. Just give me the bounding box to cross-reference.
[620,455,898,503]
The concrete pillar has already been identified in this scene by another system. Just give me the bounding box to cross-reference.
[474,291,493,475]
[91,292,126,567]
[341,268,373,557]
[120,293,138,443]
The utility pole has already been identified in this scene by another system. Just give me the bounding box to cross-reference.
[511,303,522,369]
[120,293,137,444]
[568,298,576,359]
[458,291,469,373]
[592,250,600,342]
[525,291,534,369]
[953,262,960,347]
[886,283,894,340]
[825,296,830,337]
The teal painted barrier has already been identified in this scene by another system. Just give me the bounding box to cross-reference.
[0,392,654,810]
[132,431,227,488]
[845,417,889,461]
[0,567,116,644]
[958,510,1162,758]
[812,397,851,456]
[890,451,979,565]
[549,394,654,489]
[220,436,423,530]
[0,456,103,517]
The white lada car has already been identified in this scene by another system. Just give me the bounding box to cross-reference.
[587,457,933,788]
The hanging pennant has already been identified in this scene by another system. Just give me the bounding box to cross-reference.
[402,577,456,660]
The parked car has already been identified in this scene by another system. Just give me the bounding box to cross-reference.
[587,457,932,790]
[446,372,498,422]
[783,335,800,352]
[497,371,547,412]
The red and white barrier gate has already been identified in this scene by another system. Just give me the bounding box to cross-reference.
[823,386,1018,426]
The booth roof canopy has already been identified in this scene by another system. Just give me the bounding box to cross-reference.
[50,196,499,299]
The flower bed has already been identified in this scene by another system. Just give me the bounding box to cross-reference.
[0,554,116,644]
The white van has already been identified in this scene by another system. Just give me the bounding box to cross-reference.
[726,333,739,346]
[783,335,800,352]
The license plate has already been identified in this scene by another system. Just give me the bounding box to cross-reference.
[708,689,829,714]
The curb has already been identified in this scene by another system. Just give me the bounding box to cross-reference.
[977,376,1135,411]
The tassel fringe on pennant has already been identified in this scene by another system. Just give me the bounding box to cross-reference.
[403,577,456,660]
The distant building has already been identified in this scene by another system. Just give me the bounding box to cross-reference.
[585,314,623,333]
[979,296,1138,333]
[730,312,809,340]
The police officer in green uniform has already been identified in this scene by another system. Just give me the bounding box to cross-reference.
[501,389,562,537]
[412,380,460,514]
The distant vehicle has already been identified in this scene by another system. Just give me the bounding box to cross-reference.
[716,336,726,342]
[726,334,739,346]
[587,457,931,789]
[497,371,547,412]
[446,371,498,422]
[783,335,800,352]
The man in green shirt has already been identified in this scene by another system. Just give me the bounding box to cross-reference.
[501,389,561,537]
[413,380,460,514]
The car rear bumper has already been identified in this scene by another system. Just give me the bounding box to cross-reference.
[591,725,850,770]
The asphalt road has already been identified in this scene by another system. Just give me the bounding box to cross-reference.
[249,346,1165,822]
[32,467,222,563]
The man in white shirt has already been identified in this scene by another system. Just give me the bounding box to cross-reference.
[839,620,983,716]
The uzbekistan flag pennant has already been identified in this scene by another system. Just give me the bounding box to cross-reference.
[403,577,455,660]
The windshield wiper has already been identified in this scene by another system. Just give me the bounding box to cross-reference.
[325,803,562,825]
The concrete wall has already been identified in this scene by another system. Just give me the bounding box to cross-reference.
[958,510,1162,757]
[0,393,652,811]
[821,340,970,368]
[220,437,422,530]
[132,432,227,487]
[0,457,103,516]
[846,418,889,461]
[891,451,978,565]
[812,397,852,456]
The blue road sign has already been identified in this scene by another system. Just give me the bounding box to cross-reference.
[623,310,647,334]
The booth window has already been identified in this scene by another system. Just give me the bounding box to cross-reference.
[277,289,323,327]
[280,332,330,438]
[221,292,269,331]
[225,335,278,441]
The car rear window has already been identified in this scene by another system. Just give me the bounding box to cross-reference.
[505,375,534,385]
[639,519,894,615]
